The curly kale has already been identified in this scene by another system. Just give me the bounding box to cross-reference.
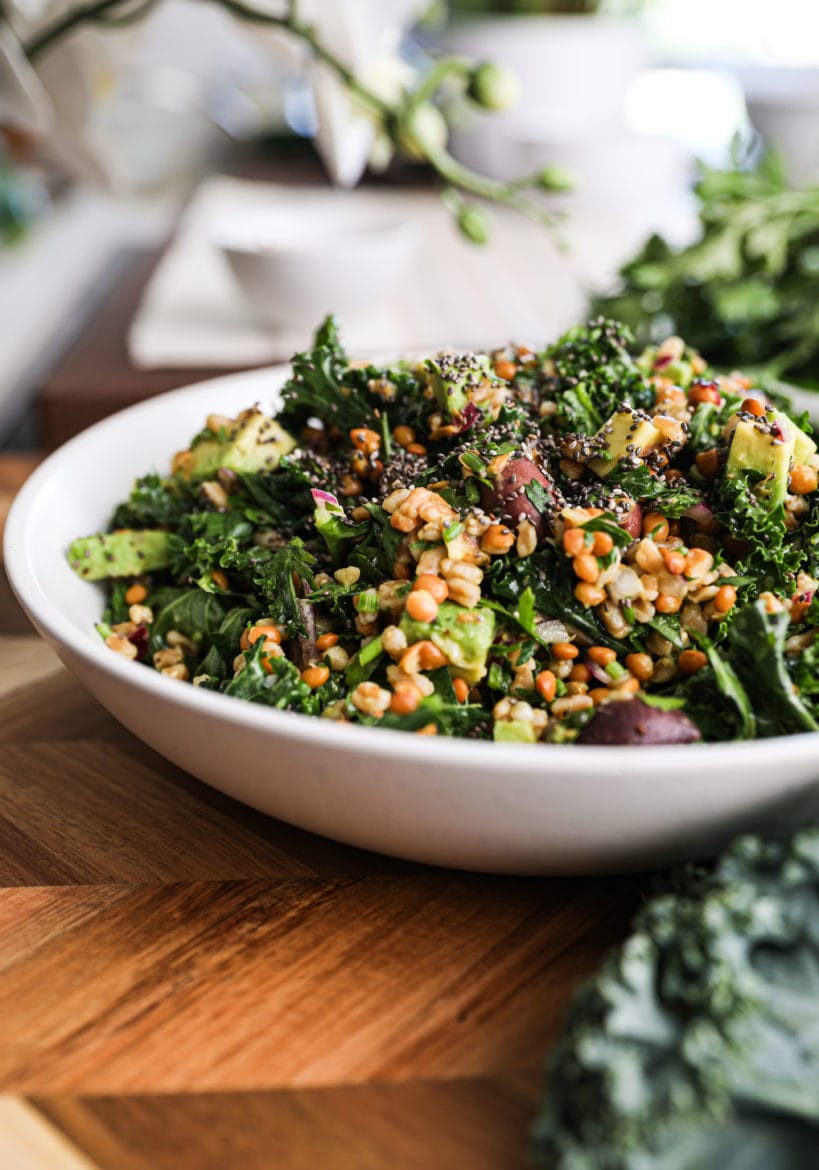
[533,828,819,1170]
[251,538,315,637]
[111,473,194,528]
[607,465,704,519]
[279,314,372,432]
[542,319,655,433]
[714,472,803,594]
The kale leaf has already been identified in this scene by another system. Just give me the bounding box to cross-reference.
[224,641,314,709]
[149,588,225,653]
[235,467,313,530]
[251,538,315,636]
[542,318,655,433]
[279,314,375,431]
[168,511,254,584]
[533,828,819,1169]
[609,464,704,517]
[728,601,818,734]
[690,632,756,739]
[715,472,802,593]
[111,473,193,529]
[196,605,258,678]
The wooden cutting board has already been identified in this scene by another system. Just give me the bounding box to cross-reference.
[0,456,646,1168]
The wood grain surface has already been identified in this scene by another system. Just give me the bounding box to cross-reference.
[0,454,647,1166]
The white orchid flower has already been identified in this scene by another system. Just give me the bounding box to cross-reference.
[236,0,428,186]
[0,21,53,136]
[1,0,155,186]
[302,0,429,186]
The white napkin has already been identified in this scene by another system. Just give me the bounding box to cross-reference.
[128,174,689,370]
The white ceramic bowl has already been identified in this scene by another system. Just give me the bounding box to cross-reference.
[213,208,422,332]
[6,367,819,874]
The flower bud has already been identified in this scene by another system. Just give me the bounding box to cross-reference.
[457,204,490,245]
[468,62,520,111]
[398,103,449,159]
[536,164,576,192]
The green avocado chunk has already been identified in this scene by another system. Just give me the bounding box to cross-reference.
[725,410,801,507]
[173,408,296,482]
[589,406,662,478]
[67,530,172,580]
[425,352,496,419]
[793,418,817,466]
[400,600,496,684]
[493,719,537,743]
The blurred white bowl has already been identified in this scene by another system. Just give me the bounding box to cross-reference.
[737,67,819,184]
[213,209,422,332]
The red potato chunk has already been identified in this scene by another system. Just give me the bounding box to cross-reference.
[479,456,559,538]
[577,698,701,746]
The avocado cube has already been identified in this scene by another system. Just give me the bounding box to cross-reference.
[172,409,295,482]
[493,719,537,743]
[589,407,663,478]
[726,416,795,507]
[792,419,817,467]
[400,600,496,684]
[67,530,172,580]
[426,352,495,420]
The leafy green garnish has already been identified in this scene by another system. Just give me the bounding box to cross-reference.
[695,632,756,739]
[524,478,555,517]
[645,615,686,649]
[150,588,225,652]
[716,472,802,592]
[168,511,254,584]
[252,539,315,637]
[111,473,193,529]
[224,641,312,708]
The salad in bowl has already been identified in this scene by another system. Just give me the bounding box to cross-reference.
[67,316,819,747]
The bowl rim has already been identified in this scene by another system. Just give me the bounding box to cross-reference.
[6,365,819,777]
[211,216,422,260]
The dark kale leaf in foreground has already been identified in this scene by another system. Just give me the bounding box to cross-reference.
[533,829,819,1170]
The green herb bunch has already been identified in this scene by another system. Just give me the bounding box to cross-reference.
[593,151,819,388]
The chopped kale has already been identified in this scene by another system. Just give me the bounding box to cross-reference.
[279,315,375,432]
[609,464,704,517]
[251,539,316,637]
[111,473,193,529]
[542,318,655,432]
[728,602,817,735]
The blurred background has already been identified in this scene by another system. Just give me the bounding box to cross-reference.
[1,0,818,452]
